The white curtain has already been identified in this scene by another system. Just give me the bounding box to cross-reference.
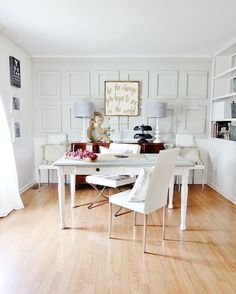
[0,94,24,217]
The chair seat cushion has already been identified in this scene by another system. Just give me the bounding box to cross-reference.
[109,190,145,213]
[179,147,203,165]
[86,175,136,188]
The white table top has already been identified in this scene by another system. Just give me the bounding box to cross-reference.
[53,154,195,168]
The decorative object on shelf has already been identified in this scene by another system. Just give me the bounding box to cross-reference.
[133,125,153,143]
[233,78,236,93]
[105,81,139,116]
[64,149,98,162]
[231,101,236,118]
[87,112,112,143]
[74,101,94,142]
[12,118,22,142]
[10,93,21,113]
[147,100,167,143]
[9,56,21,88]
[229,125,236,141]
[212,121,231,139]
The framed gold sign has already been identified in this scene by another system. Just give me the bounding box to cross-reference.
[105,81,139,116]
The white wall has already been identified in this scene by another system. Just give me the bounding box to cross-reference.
[32,57,211,141]
[32,57,211,183]
[197,138,236,204]
[0,32,35,192]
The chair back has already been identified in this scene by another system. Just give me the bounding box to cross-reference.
[109,143,141,154]
[176,134,195,147]
[144,148,179,214]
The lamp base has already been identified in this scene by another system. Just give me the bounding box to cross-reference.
[153,139,163,143]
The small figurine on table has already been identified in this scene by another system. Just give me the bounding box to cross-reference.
[87,112,112,143]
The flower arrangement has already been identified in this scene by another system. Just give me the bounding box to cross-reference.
[64,149,98,162]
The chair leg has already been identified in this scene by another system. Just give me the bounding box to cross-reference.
[113,188,123,217]
[109,202,112,238]
[201,169,205,191]
[162,206,166,240]
[38,169,41,191]
[88,185,108,209]
[143,214,147,253]
[48,170,50,185]
[133,211,137,226]
[192,170,195,185]
[178,176,181,192]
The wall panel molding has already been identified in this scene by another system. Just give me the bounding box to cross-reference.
[94,70,120,98]
[183,70,208,99]
[65,70,90,99]
[38,105,62,133]
[152,70,178,99]
[37,71,61,100]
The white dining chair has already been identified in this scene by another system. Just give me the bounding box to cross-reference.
[175,134,207,190]
[86,143,141,209]
[109,148,179,253]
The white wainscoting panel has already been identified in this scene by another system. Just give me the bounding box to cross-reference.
[183,70,208,99]
[152,70,178,99]
[65,71,90,99]
[39,105,62,133]
[94,70,120,98]
[37,71,61,99]
[159,107,177,134]
[120,70,149,99]
[183,105,206,133]
[33,58,211,141]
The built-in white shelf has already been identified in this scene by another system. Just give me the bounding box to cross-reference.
[211,92,236,101]
[211,118,236,122]
[214,66,236,79]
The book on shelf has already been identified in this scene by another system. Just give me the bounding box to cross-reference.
[212,121,231,139]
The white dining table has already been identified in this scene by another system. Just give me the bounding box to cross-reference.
[53,153,194,230]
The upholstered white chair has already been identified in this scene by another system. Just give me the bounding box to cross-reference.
[86,143,141,209]
[38,142,67,191]
[109,148,179,253]
[175,134,207,190]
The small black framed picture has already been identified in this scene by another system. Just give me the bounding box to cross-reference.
[9,56,21,88]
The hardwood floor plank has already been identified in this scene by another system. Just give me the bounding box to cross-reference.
[0,184,236,293]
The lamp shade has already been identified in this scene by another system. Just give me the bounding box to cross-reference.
[74,101,94,118]
[147,101,167,118]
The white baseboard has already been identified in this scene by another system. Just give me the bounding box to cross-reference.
[207,181,236,205]
[20,179,37,194]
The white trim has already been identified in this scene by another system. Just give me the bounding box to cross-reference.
[31,55,212,60]
[207,182,236,205]
[20,179,36,194]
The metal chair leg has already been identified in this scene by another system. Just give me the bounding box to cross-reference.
[87,185,108,209]
[143,214,147,253]
[109,203,112,238]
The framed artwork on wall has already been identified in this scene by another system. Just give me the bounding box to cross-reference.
[10,93,22,113]
[9,56,21,88]
[12,118,22,142]
[105,81,139,116]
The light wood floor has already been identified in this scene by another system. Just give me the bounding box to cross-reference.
[0,184,236,294]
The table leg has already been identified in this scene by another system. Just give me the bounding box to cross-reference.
[70,175,76,208]
[180,173,188,231]
[58,167,66,229]
[168,175,174,209]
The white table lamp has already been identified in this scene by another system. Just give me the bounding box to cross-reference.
[147,101,167,143]
[74,101,94,142]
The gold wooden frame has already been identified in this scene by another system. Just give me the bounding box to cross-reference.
[104,81,139,116]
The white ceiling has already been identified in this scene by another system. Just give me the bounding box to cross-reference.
[0,0,236,57]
